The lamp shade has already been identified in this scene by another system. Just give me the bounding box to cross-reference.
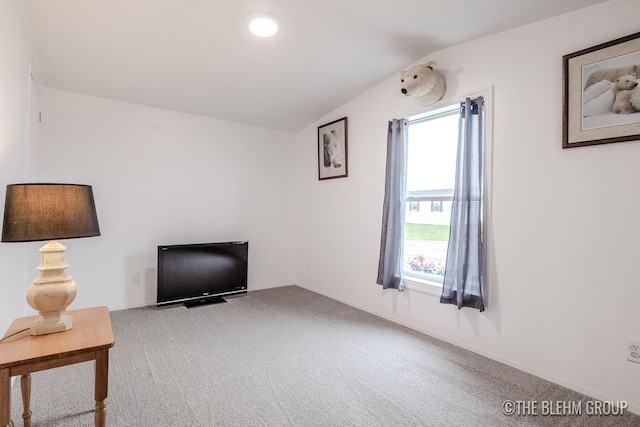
[2,184,100,242]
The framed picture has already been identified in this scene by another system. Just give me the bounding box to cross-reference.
[563,32,640,148]
[318,117,348,180]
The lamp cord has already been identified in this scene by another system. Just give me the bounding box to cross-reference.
[0,328,30,342]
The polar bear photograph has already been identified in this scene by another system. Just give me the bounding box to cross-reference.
[323,130,343,169]
[318,117,348,180]
[581,50,640,130]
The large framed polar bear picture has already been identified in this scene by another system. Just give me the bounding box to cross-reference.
[563,31,640,148]
[318,117,348,180]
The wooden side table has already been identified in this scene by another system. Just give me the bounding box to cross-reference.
[0,306,115,427]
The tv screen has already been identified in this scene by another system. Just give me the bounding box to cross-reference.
[157,241,248,307]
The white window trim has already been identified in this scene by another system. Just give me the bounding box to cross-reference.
[404,276,443,296]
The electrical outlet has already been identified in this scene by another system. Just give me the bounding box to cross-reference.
[130,272,139,285]
[628,340,640,363]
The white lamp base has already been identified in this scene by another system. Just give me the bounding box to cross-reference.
[30,313,73,335]
[26,240,77,336]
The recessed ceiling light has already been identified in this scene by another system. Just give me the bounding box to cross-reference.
[248,12,281,38]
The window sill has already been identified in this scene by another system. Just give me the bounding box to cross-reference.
[403,276,442,297]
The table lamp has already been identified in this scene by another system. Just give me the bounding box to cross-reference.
[1,183,100,336]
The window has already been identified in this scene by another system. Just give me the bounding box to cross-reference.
[403,105,459,288]
[378,95,486,303]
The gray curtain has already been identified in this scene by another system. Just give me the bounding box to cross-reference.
[377,119,408,290]
[440,97,485,311]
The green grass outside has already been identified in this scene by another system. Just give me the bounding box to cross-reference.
[405,223,450,241]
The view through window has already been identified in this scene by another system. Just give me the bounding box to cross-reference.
[404,106,459,286]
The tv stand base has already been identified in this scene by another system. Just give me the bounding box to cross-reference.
[184,296,227,308]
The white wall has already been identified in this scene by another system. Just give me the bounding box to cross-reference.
[37,89,296,310]
[293,0,640,414]
[0,0,41,333]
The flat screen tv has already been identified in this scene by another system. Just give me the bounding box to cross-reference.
[157,241,248,308]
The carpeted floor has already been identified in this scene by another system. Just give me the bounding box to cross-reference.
[8,286,640,426]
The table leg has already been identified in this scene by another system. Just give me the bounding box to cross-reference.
[0,368,10,427]
[94,349,109,427]
[20,375,31,427]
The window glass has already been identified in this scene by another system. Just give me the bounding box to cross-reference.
[404,107,458,285]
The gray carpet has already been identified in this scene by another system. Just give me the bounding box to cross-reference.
[9,286,640,426]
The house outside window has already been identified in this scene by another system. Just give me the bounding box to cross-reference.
[404,105,459,288]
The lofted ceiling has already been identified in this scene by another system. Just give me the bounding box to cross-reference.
[23,0,609,132]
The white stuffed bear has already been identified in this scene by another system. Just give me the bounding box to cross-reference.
[400,61,446,106]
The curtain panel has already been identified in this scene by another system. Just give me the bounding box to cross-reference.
[440,97,486,311]
[377,119,408,290]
